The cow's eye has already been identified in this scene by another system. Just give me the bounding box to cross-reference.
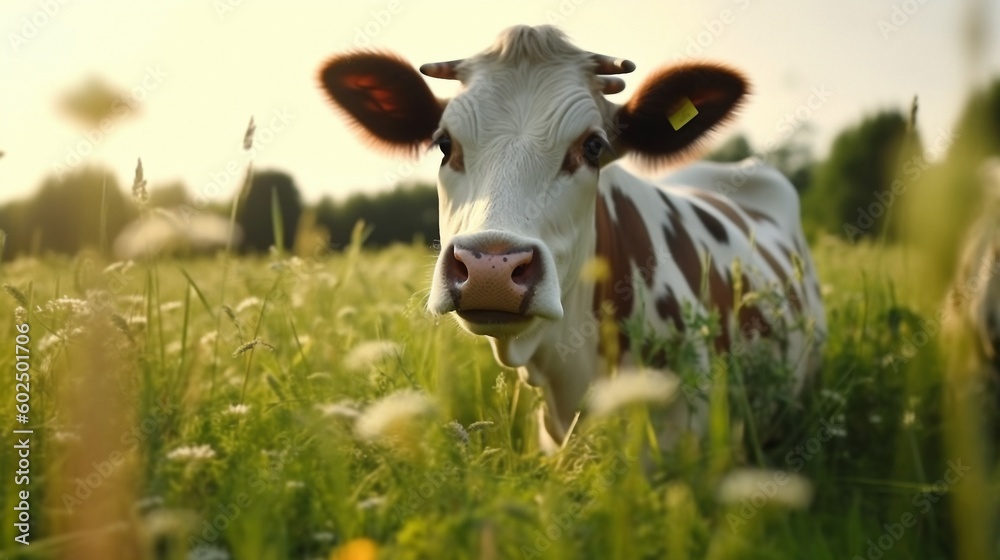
[432,132,453,161]
[582,134,610,167]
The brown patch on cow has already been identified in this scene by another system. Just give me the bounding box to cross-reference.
[738,304,773,339]
[593,187,659,359]
[743,207,778,226]
[663,221,703,300]
[691,202,728,243]
[655,289,684,331]
[777,242,805,313]
[610,188,657,288]
[756,245,788,285]
[690,191,750,237]
[707,264,734,353]
[707,270,776,354]
[754,244,804,314]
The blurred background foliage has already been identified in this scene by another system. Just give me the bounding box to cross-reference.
[1,77,999,260]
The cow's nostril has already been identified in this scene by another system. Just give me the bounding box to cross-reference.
[448,247,470,283]
[511,263,529,283]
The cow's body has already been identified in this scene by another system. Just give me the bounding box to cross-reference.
[319,25,825,449]
[523,160,825,447]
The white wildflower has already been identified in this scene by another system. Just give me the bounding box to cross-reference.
[358,496,386,510]
[355,390,435,443]
[285,480,305,490]
[819,389,846,404]
[903,411,916,426]
[113,208,241,260]
[336,306,357,320]
[134,496,164,512]
[316,401,361,419]
[144,509,189,540]
[38,333,62,353]
[343,340,402,371]
[160,301,182,312]
[118,294,146,305]
[127,315,148,327]
[199,330,218,347]
[53,430,81,443]
[167,444,216,462]
[313,531,336,543]
[223,404,250,416]
[587,368,680,417]
[189,545,231,560]
[717,468,813,510]
[234,296,261,314]
[46,297,91,317]
[14,306,27,323]
[103,260,135,275]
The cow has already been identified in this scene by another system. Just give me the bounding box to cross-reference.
[947,159,1000,369]
[318,25,826,451]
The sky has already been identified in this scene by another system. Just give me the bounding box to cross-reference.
[1,0,997,208]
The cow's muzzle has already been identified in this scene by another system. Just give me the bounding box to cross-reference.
[442,244,540,320]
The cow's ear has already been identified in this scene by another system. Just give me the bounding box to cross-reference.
[319,52,445,154]
[611,63,748,164]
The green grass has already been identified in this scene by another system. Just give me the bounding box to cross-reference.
[0,233,997,560]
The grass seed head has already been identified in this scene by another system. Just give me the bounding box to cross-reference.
[587,368,680,417]
[355,390,435,446]
[4,283,29,307]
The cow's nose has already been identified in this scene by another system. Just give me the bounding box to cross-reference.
[444,244,539,314]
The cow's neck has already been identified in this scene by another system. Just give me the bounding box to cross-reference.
[501,198,604,445]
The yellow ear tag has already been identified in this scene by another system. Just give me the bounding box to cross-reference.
[669,97,699,131]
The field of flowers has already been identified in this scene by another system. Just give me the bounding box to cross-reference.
[1,227,996,559]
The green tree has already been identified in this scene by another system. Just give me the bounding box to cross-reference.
[237,170,303,253]
[315,183,438,250]
[704,133,753,163]
[805,110,921,241]
[764,124,817,193]
[18,167,136,257]
[148,181,191,208]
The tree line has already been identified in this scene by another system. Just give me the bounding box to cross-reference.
[1,78,997,261]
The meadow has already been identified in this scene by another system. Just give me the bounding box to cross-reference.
[1,220,997,560]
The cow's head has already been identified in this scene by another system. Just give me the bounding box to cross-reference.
[319,25,746,366]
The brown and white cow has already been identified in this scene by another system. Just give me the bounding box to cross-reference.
[319,25,826,449]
